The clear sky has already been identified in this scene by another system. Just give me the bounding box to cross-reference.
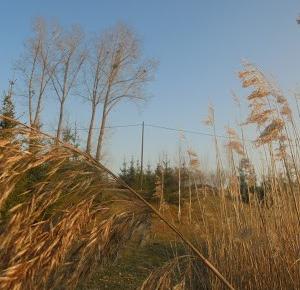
[1,1,300,170]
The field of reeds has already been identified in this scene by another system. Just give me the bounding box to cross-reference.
[1,62,300,289]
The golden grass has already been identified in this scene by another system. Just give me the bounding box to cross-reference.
[1,62,300,289]
[0,124,154,289]
[0,118,233,290]
[139,62,300,289]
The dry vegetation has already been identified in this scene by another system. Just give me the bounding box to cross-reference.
[2,60,300,290]
[0,122,154,289]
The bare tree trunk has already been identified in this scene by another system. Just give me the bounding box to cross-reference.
[95,104,107,161]
[86,104,97,154]
[33,95,42,127]
[55,58,71,140]
[28,57,38,125]
[95,83,111,161]
[33,65,47,127]
[28,88,33,125]
[56,100,65,139]
[29,42,41,126]
[50,26,85,142]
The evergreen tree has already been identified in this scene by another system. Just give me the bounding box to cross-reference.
[127,158,137,186]
[163,157,177,203]
[143,163,155,199]
[154,156,178,204]
[119,159,128,181]
[0,81,16,139]
[119,157,139,188]
[61,122,80,147]
[119,159,156,199]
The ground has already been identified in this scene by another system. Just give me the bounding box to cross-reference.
[77,195,223,290]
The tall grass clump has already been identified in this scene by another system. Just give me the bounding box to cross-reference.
[0,117,234,289]
[141,63,300,289]
[0,122,157,289]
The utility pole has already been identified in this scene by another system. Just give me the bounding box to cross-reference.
[140,121,144,190]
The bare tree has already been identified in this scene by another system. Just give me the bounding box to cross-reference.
[92,24,156,161]
[83,35,108,154]
[50,25,86,140]
[16,17,57,128]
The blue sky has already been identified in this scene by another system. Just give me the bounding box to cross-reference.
[1,1,300,170]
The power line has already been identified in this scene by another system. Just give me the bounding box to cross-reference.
[144,124,239,140]
[44,122,253,142]
[42,121,300,146]
[75,124,141,131]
